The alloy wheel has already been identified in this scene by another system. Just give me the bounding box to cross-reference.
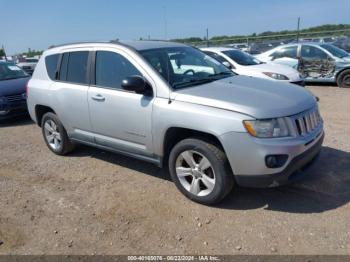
[44,119,62,150]
[175,150,216,197]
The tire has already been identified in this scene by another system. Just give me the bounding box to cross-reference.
[336,69,350,88]
[41,112,75,155]
[168,138,234,205]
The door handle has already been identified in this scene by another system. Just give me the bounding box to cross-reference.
[91,94,105,102]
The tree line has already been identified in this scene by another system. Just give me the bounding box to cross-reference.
[172,24,350,44]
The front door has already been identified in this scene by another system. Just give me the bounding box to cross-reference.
[88,50,154,157]
[299,45,336,79]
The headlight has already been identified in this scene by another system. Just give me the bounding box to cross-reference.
[243,118,290,138]
[263,72,289,80]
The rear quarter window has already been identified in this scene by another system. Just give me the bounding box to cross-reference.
[45,54,59,80]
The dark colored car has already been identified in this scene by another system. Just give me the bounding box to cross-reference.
[0,62,30,120]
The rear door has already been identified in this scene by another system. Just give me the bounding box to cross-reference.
[87,48,154,157]
[50,50,94,142]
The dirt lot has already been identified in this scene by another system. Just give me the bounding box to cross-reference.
[0,85,349,255]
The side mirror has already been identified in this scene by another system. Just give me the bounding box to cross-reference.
[222,61,232,69]
[121,75,152,96]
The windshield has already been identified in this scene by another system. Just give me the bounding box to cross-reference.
[222,49,262,66]
[320,44,349,58]
[0,63,28,81]
[140,47,234,89]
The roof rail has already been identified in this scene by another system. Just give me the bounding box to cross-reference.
[48,41,114,49]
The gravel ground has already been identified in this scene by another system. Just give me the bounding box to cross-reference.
[0,85,349,255]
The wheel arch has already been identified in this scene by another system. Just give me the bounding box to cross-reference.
[335,67,350,81]
[162,127,227,167]
[35,104,56,127]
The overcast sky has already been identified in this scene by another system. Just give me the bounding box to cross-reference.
[2,0,350,54]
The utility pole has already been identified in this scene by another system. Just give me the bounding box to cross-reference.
[2,45,8,61]
[163,6,168,40]
[206,28,209,47]
[296,17,301,43]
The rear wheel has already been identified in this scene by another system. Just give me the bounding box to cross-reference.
[41,112,75,155]
[337,69,350,88]
[168,138,234,205]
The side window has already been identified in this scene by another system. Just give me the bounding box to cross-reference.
[272,46,298,59]
[301,45,328,59]
[204,51,229,64]
[45,54,59,80]
[66,51,89,84]
[59,53,69,81]
[95,51,141,89]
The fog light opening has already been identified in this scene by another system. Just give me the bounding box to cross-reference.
[265,155,288,168]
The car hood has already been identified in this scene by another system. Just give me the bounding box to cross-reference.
[0,77,30,97]
[241,63,301,81]
[172,75,316,119]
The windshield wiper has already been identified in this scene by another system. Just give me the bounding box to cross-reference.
[173,78,216,89]
[209,71,233,78]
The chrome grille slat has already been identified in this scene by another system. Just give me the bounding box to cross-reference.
[311,111,317,129]
[291,106,322,137]
[305,114,311,132]
[298,118,306,135]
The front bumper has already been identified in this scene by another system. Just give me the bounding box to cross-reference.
[220,126,324,188]
[234,132,324,187]
[0,100,28,120]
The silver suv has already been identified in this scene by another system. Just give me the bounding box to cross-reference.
[27,41,324,205]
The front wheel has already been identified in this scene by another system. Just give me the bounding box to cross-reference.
[337,69,350,88]
[168,138,234,205]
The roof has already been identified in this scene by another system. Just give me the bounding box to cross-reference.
[48,40,187,52]
[280,42,329,48]
[120,40,187,50]
[201,47,239,52]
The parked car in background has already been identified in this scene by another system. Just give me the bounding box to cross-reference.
[0,61,30,119]
[27,41,323,205]
[256,43,350,88]
[202,47,304,86]
[333,37,350,52]
[17,57,39,75]
[248,41,285,54]
[227,43,250,52]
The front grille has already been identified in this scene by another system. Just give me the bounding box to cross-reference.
[290,107,322,136]
[5,94,26,102]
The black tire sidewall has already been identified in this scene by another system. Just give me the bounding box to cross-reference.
[41,112,69,155]
[169,138,233,205]
[337,69,350,88]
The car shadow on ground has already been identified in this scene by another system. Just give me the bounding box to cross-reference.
[218,146,350,213]
[72,145,350,214]
[0,115,33,127]
[70,145,172,182]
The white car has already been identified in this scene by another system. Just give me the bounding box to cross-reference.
[201,47,304,86]
[17,57,39,75]
[255,43,350,88]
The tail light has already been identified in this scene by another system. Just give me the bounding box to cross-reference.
[25,80,30,97]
